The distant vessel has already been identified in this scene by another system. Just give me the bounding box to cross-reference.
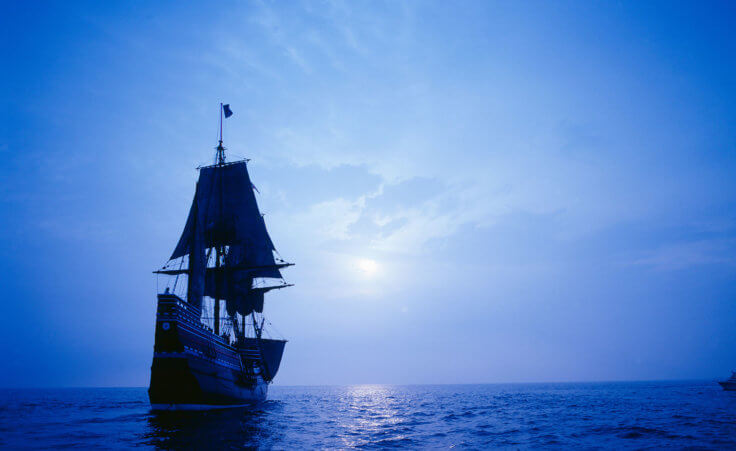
[148,104,293,410]
[718,372,736,391]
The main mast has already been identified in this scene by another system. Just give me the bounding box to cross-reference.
[214,103,226,336]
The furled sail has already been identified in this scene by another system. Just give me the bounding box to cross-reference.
[216,280,292,317]
[216,278,292,317]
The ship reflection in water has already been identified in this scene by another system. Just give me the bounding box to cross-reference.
[145,403,285,449]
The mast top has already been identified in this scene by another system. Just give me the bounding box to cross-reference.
[217,103,226,165]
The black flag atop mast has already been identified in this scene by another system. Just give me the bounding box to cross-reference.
[223,104,233,118]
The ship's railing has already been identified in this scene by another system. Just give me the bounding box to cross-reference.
[157,296,199,324]
[156,294,228,346]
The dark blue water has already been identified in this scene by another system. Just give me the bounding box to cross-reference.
[1,381,734,449]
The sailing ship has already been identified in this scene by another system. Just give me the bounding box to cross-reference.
[718,372,736,391]
[148,104,293,410]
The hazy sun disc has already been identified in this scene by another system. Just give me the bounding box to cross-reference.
[357,259,379,275]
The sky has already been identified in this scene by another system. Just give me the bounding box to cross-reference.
[2,1,736,387]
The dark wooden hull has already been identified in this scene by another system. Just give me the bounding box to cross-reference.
[148,294,274,410]
[149,354,268,410]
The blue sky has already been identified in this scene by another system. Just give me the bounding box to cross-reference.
[2,1,736,387]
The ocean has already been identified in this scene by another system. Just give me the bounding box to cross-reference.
[0,381,734,449]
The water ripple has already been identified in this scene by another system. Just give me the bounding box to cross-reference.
[1,382,735,448]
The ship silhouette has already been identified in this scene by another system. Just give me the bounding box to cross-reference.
[148,104,293,410]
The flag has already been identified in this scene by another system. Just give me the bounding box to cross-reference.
[223,104,233,118]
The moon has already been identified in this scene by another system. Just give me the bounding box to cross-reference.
[357,258,379,275]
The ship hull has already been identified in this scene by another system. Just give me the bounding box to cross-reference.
[719,381,736,391]
[148,354,268,410]
[151,403,258,411]
[148,294,272,410]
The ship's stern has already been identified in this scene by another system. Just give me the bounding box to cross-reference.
[148,293,268,410]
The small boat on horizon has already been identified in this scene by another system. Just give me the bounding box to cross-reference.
[718,372,736,391]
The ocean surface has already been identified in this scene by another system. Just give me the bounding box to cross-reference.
[1,381,735,449]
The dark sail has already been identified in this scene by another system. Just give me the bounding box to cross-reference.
[169,161,284,311]
[186,185,206,310]
[240,337,286,381]
[212,278,291,317]
[171,162,272,259]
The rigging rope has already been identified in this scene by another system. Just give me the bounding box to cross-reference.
[171,257,185,292]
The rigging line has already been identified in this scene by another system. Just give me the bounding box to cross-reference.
[172,257,185,292]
